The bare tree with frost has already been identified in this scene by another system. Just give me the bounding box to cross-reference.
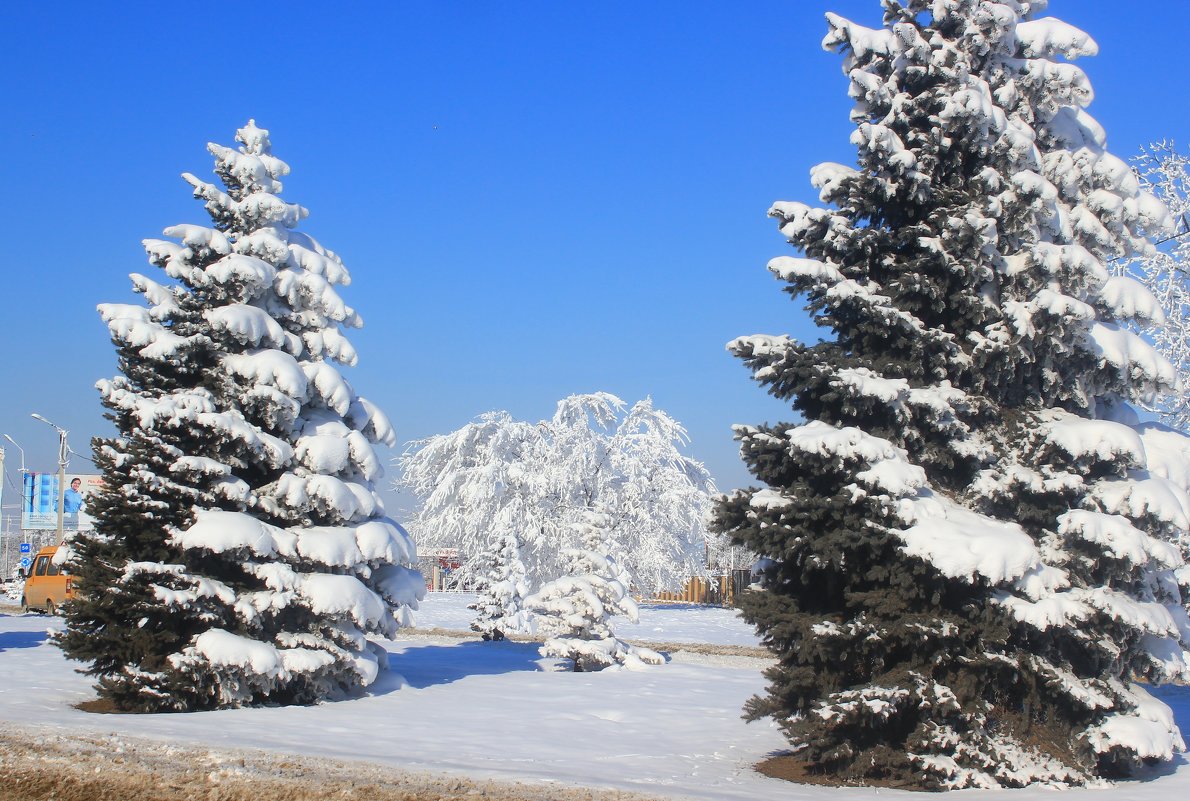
[525,509,664,671]
[717,0,1190,788]
[1114,142,1190,428]
[58,121,423,711]
[398,392,715,595]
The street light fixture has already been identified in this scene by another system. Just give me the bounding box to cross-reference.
[2,434,32,542]
[2,434,28,473]
[31,413,69,544]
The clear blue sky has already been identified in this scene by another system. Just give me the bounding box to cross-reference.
[1,1,1187,521]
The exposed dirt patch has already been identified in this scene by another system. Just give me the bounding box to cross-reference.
[644,641,769,659]
[756,753,932,792]
[74,696,125,714]
[408,626,770,659]
[0,726,665,801]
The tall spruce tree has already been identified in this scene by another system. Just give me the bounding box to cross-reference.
[58,121,423,711]
[717,0,1190,788]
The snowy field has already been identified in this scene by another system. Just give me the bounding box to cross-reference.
[0,593,1188,800]
[412,592,765,647]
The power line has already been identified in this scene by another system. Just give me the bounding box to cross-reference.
[67,448,96,465]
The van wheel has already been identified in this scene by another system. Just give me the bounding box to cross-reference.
[45,600,56,616]
[21,597,30,615]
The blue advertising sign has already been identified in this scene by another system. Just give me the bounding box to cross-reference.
[20,472,103,531]
[19,543,31,554]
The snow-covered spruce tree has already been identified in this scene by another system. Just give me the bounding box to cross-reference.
[1114,142,1190,428]
[525,509,663,671]
[716,1,1190,788]
[469,525,532,641]
[399,393,715,595]
[58,121,422,711]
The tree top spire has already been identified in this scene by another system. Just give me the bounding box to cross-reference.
[237,119,271,156]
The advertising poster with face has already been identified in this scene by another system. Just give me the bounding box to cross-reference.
[21,473,103,531]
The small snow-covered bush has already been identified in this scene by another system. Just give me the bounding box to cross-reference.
[526,510,663,672]
[469,528,532,641]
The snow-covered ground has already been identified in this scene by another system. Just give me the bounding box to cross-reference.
[413,592,764,647]
[1,594,1187,800]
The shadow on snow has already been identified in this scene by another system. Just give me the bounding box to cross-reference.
[372,639,547,693]
[1153,684,1190,743]
[0,630,48,652]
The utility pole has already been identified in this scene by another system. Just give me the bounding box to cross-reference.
[2,435,26,475]
[1,434,28,577]
[32,414,69,545]
[1,445,5,575]
[2,433,29,538]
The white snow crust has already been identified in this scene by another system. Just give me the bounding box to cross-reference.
[895,491,1039,584]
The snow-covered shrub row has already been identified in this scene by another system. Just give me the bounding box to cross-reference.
[56,121,423,711]
[398,392,717,596]
[716,0,1190,789]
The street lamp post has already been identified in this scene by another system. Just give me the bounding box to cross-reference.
[2,434,27,474]
[31,414,69,545]
[2,434,30,559]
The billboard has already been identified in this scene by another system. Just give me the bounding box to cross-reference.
[21,472,103,532]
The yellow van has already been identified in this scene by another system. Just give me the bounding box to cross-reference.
[22,546,76,615]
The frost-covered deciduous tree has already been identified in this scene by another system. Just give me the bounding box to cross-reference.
[399,393,715,595]
[717,1,1190,789]
[58,121,423,711]
[1115,142,1190,428]
[468,526,532,641]
[525,510,663,671]
[603,398,720,589]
